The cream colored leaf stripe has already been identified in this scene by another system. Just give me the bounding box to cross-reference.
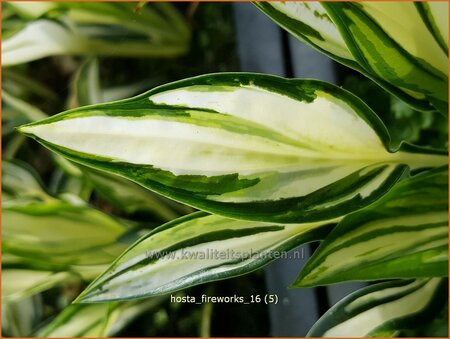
[19,73,447,223]
[295,167,448,287]
[307,278,447,337]
[75,212,337,302]
[256,2,448,113]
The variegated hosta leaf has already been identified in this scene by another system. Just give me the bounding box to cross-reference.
[256,2,448,113]
[65,58,182,221]
[2,269,78,303]
[295,167,448,287]
[2,200,129,266]
[323,3,448,109]
[2,19,83,66]
[37,298,165,337]
[19,74,447,223]
[2,253,108,281]
[2,2,190,66]
[76,212,336,302]
[308,278,448,337]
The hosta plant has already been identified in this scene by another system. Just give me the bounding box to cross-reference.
[5,1,449,337]
[2,1,190,66]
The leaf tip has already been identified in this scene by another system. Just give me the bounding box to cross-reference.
[72,294,85,304]
[16,123,35,136]
[72,289,96,304]
[290,272,316,288]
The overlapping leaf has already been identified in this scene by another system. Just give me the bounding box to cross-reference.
[75,212,336,302]
[37,298,165,337]
[256,2,448,113]
[295,167,448,287]
[2,160,52,202]
[2,269,78,303]
[2,200,129,266]
[308,278,447,337]
[323,2,448,112]
[84,169,185,221]
[19,73,447,223]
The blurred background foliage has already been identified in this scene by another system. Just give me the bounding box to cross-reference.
[1,1,447,337]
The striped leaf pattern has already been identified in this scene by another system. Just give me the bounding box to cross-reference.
[2,200,129,266]
[37,298,165,337]
[2,269,78,303]
[295,167,448,287]
[254,3,356,68]
[308,278,448,337]
[18,73,447,223]
[256,2,449,113]
[76,212,336,302]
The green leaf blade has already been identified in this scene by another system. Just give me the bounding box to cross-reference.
[2,269,78,303]
[37,298,165,337]
[2,2,190,66]
[2,200,129,266]
[295,167,449,287]
[256,2,449,112]
[415,2,449,54]
[307,278,447,337]
[19,73,447,223]
[323,2,448,105]
[76,212,336,302]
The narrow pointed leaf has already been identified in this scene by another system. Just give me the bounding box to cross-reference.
[65,57,181,221]
[307,278,447,337]
[2,269,78,303]
[76,212,336,302]
[37,298,165,337]
[2,200,129,266]
[2,253,109,282]
[19,73,447,223]
[256,2,448,112]
[295,167,448,287]
[415,2,449,54]
[2,19,83,66]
